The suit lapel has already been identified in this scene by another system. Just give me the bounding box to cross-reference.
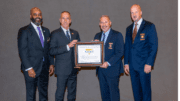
[29,24,43,49]
[42,27,47,48]
[129,24,133,44]
[133,20,145,44]
[70,29,75,40]
[59,27,70,43]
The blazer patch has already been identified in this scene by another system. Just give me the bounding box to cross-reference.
[140,33,145,40]
[47,37,50,42]
[108,42,113,49]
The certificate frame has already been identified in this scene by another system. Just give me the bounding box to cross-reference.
[74,41,104,67]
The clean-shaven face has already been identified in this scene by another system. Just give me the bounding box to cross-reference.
[60,12,71,30]
[130,5,142,23]
[99,17,111,33]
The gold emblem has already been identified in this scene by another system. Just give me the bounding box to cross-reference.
[108,43,113,49]
[72,33,74,35]
[140,33,145,40]
[85,49,93,55]
[141,35,144,38]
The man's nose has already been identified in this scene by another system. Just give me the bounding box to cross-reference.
[64,19,67,22]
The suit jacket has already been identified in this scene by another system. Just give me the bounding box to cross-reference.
[18,23,54,77]
[94,29,124,77]
[124,19,158,71]
[50,27,80,76]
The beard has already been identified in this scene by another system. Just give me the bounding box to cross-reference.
[31,17,43,26]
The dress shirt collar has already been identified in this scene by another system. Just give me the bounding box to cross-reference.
[102,28,111,36]
[134,18,143,26]
[101,28,111,43]
[31,22,41,29]
[30,22,44,40]
[61,26,70,34]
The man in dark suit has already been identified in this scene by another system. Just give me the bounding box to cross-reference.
[18,7,54,101]
[124,4,158,101]
[49,11,80,101]
[94,15,124,101]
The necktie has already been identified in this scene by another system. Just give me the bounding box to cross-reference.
[132,23,138,42]
[37,27,44,47]
[66,31,70,41]
[102,33,106,44]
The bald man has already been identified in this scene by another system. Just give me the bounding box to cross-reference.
[124,4,158,101]
[18,7,54,101]
[94,15,124,101]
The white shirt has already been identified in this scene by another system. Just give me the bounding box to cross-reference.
[61,26,71,51]
[132,18,143,33]
[101,28,111,45]
[25,22,45,71]
[31,22,44,41]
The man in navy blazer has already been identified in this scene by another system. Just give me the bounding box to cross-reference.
[50,11,80,101]
[124,4,158,101]
[18,7,54,101]
[94,15,124,101]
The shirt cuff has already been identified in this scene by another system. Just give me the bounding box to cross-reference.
[66,45,70,51]
[25,67,33,71]
[107,62,111,66]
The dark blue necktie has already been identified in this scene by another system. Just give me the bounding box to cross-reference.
[102,33,106,43]
[66,31,70,41]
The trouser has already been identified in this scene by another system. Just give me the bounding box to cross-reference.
[24,63,49,101]
[98,69,120,101]
[55,73,77,101]
[130,67,151,101]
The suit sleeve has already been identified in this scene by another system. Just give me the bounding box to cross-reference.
[108,33,124,66]
[124,28,130,65]
[47,30,54,65]
[94,34,99,40]
[49,32,68,55]
[18,29,32,69]
[145,24,158,66]
[76,32,81,42]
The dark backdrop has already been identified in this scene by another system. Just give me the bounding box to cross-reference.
[0,0,177,101]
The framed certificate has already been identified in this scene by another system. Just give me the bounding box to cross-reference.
[74,41,104,66]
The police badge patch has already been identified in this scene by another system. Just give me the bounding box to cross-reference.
[140,33,145,40]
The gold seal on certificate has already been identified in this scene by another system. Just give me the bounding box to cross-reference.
[74,42,104,66]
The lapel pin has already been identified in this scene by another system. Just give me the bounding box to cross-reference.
[72,33,74,35]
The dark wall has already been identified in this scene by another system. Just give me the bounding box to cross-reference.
[0,0,177,101]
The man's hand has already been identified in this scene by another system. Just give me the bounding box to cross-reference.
[124,65,129,75]
[74,66,81,69]
[94,39,99,42]
[49,65,54,75]
[28,68,36,78]
[144,64,152,74]
[100,62,109,68]
[68,40,78,48]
